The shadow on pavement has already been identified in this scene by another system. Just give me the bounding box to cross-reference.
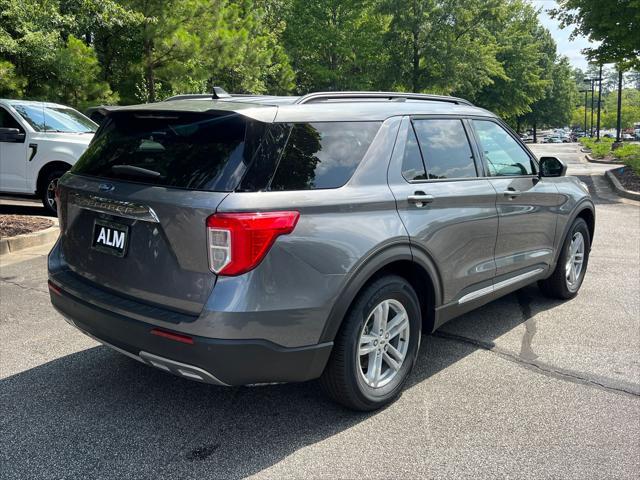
[1,286,564,479]
[576,175,619,205]
[0,200,50,216]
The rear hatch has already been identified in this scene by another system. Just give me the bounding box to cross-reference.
[57,109,266,315]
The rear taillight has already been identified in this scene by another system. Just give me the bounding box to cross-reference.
[206,211,299,276]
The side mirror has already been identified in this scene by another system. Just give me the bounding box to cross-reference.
[539,156,567,177]
[0,127,26,143]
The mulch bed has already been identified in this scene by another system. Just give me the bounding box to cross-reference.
[611,167,640,193]
[0,215,54,238]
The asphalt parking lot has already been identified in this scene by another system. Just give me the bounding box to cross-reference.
[1,144,638,479]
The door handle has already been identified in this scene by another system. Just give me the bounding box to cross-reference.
[408,192,434,207]
[503,188,521,199]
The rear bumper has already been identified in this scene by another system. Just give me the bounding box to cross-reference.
[48,280,332,386]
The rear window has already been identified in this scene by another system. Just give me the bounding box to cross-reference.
[72,112,263,192]
[73,113,380,192]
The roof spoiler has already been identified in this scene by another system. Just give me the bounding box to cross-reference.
[164,87,232,102]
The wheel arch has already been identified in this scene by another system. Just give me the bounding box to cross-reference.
[552,199,595,267]
[319,243,442,343]
[576,205,595,247]
[36,161,73,196]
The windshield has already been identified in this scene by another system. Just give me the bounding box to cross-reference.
[12,104,97,133]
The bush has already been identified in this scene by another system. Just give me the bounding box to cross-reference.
[578,137,593,148]
[590,142,611,158]
[579,136,615,154]
[626,157,640,175]
[613,144,640,175]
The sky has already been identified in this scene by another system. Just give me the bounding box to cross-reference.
[530,0,596,71]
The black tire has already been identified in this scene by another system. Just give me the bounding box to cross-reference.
[41,169,66,216]
[320,275,422,411]
[539,218,590,299]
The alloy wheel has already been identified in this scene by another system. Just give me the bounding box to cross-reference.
[565,231,585,291]
[46,177,58,211]
[358,299,410,388]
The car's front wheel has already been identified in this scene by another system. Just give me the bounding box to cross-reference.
[41,170,65,216]
[320,275,421,411]
[539,217,590,299]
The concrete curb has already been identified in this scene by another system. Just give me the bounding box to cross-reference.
[605,169,640,201]
[0,221,59,256]
[584,153,623,165]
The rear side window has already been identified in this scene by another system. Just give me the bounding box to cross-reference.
[73,112,263,192]
[401,126,427,181]
[412,119,477,179]
[268,122,380,190]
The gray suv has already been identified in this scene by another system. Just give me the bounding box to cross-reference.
[48,91,595,410]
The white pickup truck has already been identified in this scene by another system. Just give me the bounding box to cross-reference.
[0,99,97,214]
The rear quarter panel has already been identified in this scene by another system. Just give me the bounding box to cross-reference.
[201,117,408,347]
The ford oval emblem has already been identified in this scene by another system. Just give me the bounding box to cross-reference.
[98,183,115,192]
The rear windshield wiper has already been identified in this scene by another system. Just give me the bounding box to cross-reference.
[111,165,163,179]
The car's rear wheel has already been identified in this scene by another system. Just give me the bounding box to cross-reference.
[41,170,65,216]
[539,217,590,299]
[320,275,421,411]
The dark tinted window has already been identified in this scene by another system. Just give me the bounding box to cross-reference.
[237,123,290,192]
[0,107,22,131]
[413,119,477,179]
[269,122,380,190]
[73,112,263,192]
[402,126,427,181]
[472,120,535,176]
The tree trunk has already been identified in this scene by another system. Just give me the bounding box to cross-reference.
[616,68,623,143]
[412,31,419,92]
[411,0,419,92]
[144,39,155,103]
[533,122,537,143]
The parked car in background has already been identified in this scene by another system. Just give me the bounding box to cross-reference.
[48,90,595,410]
[543,136,563,143]
[621,133,634,141]
[0,99,97,214]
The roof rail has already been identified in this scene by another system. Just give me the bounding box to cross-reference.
[295,91,473,106]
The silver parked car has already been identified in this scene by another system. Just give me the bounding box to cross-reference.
[48,91,595,410]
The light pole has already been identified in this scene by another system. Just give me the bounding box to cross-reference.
[579,89,590,136]
[583,77,596,137]
[596,65,603,140]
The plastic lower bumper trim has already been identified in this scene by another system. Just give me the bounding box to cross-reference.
[49,279,333,386]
